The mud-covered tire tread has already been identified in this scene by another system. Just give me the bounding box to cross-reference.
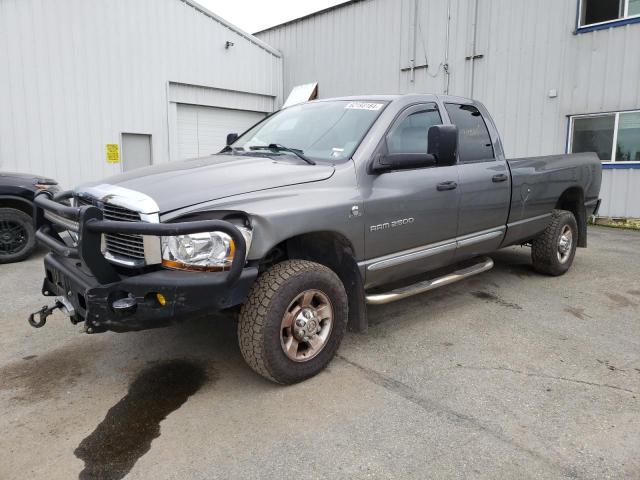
[0,207,36,264]
[531,209,577,276]
[237,260,347,384]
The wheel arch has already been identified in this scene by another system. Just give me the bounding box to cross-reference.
[555,186,587,248]
[0,195,34,217]
[261,230,368,333]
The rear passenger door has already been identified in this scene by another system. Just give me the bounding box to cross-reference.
[444,103,510,260]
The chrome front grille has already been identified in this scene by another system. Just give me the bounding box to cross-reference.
[103,203,143,222]
[74,195,147,265]
[75,196,93,208]
[101,204,146,262]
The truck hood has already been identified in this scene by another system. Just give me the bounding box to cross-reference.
[77,154,335,213]
[1,171,57,184]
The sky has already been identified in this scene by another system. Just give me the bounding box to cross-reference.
[196,0,347,33]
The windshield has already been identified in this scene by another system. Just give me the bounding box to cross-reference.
[230,100,387,163]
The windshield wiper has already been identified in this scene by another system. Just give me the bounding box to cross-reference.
[221,145,245,154]
[250,144,316,165]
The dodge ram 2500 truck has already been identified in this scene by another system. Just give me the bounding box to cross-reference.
[30,94,602,384]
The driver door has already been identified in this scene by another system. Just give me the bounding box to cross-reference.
[362,103,460,288]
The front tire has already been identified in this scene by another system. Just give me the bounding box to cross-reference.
[0,208,36,264]
[238,260,348,384]
[531,209,578,276]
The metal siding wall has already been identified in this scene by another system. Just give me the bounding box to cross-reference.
[601,169,640,218]
[0,0,282,188]
[257,0,640,217]
[259,0,405,98]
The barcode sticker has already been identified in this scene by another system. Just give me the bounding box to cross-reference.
[345,102,384,111]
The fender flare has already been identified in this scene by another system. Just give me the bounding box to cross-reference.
[0,195,34,214]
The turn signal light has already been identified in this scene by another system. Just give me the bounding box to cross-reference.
[156,293,167,306]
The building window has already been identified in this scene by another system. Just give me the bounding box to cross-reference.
[578,0,640,28]
[569,111,640,163]
[617,112,640,161]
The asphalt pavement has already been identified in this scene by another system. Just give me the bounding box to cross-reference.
[1,226,638,479]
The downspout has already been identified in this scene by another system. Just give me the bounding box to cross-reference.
[469,0,479,98]
[165,81,172,162]
[443,0,451,94]
[280,50,285,110]
[410,0,419,83]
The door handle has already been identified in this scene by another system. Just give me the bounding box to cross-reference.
[437,181,458,191]
[492,174,508,183]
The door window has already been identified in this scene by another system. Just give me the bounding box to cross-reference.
[387,105,442,154]
[445,104,495,163]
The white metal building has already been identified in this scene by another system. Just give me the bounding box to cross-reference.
[0,0,282,188]
[256,0,640,219]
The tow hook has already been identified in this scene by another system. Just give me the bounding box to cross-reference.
[27,296,76,328]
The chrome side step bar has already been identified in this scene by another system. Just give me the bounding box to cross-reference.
[365,256,494,305]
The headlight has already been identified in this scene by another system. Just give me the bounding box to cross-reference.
[161,227,252,271]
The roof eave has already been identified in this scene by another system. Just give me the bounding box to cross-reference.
[180,0,282,57]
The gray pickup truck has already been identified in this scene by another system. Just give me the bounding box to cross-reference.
[31,94,602,384]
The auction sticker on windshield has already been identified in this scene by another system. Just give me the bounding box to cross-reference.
[345,102,384,111]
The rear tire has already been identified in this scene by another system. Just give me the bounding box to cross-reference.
[531,209,578,276]
[0,208,36,264]
[237,260,348,384]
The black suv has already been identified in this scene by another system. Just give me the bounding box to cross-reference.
[0,172,59,264]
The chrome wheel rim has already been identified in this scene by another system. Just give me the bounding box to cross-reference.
[280,290,334,362]
[557,225,573,263]
[0,220,27,255]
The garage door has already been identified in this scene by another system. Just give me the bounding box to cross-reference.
[177,104,266,160]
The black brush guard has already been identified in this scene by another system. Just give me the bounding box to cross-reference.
[30,190,257,333]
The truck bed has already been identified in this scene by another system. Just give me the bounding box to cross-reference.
[502,152,602,247]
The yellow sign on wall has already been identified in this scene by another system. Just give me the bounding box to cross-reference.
[106,144,120,164]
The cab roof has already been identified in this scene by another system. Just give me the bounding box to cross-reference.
[311,93,476,104]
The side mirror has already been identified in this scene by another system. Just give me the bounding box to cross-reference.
[374,153,436,172]
[428,125,458,166]
[226,133,239,146]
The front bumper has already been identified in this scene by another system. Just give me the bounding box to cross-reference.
[42,254,258,333]
[32,191,256,333]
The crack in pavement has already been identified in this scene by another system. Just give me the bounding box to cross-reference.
[336,355,581,479]
[455,366,636,394]
[618,355,640,370]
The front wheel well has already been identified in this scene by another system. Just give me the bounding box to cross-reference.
[260,232,368,333]
[0,197,33,217]
[556,187,587,248]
